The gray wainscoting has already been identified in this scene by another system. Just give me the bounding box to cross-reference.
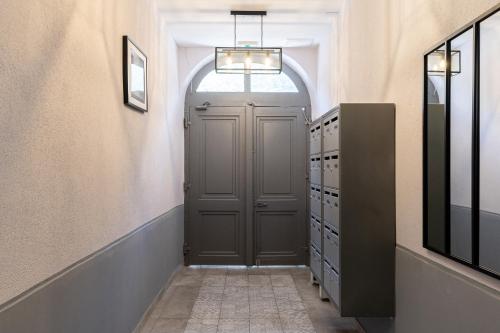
[358,246,500,333]
[395,246,500,333]
[0,205,184,333]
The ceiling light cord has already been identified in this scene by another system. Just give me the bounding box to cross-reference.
[234,15,237,49]
[260,15,264,48]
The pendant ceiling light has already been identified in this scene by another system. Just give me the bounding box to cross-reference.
[427,49,461,76]
[215,11,282,74]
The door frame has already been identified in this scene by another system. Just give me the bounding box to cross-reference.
[183,61,312,266]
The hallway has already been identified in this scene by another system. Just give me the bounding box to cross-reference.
[1,1,500,333]
[138,267,359,333]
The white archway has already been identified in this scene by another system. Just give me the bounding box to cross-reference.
[179,50,316,111]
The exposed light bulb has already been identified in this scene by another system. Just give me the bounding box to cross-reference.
[245,54,252,67]
[264,54,272,67]
[439,59,446,69]
[225,54,233,65]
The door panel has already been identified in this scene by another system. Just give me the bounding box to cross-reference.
[188,107,246,264]
[256,211,299,256]
[198,212,241,256]
[259,118,293,195]
[201,118,238,197]
[254,107,307,265]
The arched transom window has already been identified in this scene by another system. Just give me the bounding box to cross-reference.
[196,70,299,93]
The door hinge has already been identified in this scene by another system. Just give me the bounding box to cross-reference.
[304,245,310,253]
[183,182,191,192]
[301,107,312,126]
[183,118,191,129]
[183,243,191,256]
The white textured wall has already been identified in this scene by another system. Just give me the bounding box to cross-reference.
[338,0,500,290]
[0,0,184,304]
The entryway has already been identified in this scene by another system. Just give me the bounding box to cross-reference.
[184,62,311,266]
[136,266,361,333]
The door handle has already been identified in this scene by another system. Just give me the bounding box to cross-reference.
[255,202,268,208]
[195,102,210,111]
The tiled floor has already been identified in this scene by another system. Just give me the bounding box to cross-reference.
[138,266,360,333]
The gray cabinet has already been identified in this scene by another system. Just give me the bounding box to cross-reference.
[309,103,395,317]
[310,155,322,185]
[310,215,322,248]
[310,123,322,155]
[323,152,339,189]
[309,118,323,283]
[310,184,322,217]
[310,245,322,278]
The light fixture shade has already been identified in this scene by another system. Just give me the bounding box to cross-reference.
[428,49,461,76]
[215,47,282,74]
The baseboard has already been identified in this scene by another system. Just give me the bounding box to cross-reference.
[0,205,184,333]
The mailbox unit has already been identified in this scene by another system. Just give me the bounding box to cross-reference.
[309,103,395,317]
[309,120,323,281]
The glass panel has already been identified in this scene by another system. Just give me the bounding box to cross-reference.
[196,70,244,92]
[216,47,282,74]
[425,45,447,253]
[250,72,299,93]
[479,10,500,275]
[449,29,473,263]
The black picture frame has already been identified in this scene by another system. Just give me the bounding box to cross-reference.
[423,4,500,280]
[123,36,148,112]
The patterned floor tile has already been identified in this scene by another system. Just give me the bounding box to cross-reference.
[220,299,250,319]
[202,275,226,287]
[270,275,295,287]
[226,275,249,287]
[249,318,284,333]
[249,275,272,287]
[184,318,219,333]
[250,299,280,319]
[138,268,361,333]
[190,300,221,319]
[217,319,250,333]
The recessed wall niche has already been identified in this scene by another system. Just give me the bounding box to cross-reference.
[423,4,500,279]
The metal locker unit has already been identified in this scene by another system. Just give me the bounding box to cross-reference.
[310,154,322,185]
[310,214,322,248]
[310,245,322,279]
[309,123,322,155]
[323,225,339,271]
[323,113,339,152]
[311,103,395,318]
[323,188,339,231]
[323,260,340,305]
[309,118,323,283]
[310,184,322,217]
[323,152,339,189]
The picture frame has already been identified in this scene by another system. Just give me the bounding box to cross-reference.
[123,36,148,112]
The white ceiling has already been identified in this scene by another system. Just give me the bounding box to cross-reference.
[157,0,343,15]
[158,0,342,48]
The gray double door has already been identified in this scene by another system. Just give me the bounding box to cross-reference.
[186,103,308,265]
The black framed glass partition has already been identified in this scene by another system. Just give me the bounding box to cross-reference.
[423,5,500,279]
[424,44,447,254]
[449,28,473,263]
[479,9,500,275]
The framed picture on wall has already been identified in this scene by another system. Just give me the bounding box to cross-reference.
[123,36,148,112]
